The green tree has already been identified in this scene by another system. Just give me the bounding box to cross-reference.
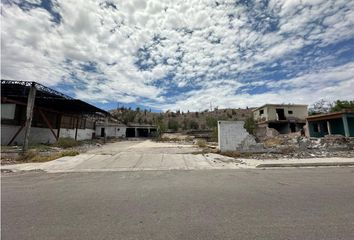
[206,116,217,128]
[122,111,137,124]
[168,119,179,131]
[244,117,256,135]
[182,118,189,130]
[190,120,199,130]
[330,100,354,112]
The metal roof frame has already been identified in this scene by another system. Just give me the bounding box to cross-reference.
[1,79,109,116]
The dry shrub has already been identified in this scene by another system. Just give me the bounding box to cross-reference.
[55,138,81,148]
[263,137,283,148]
[17,150,79,163]
[196,139,207,148]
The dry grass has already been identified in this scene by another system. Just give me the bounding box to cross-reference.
[196,139,207,148]
[221,151,254,158]
[55,138,81,148]
[263,137,283,148]
[17,150,79,163]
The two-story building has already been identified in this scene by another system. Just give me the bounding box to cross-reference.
[253,104,308,134]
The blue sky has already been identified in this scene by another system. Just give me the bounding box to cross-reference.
[1,0,354,111]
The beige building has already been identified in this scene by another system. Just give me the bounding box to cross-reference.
[253,104,308,134]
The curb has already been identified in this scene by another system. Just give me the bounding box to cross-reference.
[256,162,354,168]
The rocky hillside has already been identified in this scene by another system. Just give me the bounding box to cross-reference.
[110,107,253,131]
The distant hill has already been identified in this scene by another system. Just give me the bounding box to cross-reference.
[110,107,253,132]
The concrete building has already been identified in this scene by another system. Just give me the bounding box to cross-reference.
[1,80,109,148]
[306,110,354,137]
[125,123,157,138]
[253,104,308,134]
[95,122,127,139]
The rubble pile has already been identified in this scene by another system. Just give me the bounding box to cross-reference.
[254,134,354,159]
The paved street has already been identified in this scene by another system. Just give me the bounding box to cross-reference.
[2,168,354,240]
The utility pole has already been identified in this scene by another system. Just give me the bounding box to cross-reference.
[22,82,37,153]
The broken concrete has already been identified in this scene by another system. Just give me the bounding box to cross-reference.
[218,121,260,152]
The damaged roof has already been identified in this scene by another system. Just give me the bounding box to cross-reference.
[1,79,109,116]
[252,103,308,112]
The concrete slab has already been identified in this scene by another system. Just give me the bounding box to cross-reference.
[136,153,163,169]
[183,154,212,169]
[3,140,353,173]
[104,152,142,169]
[161,154,187,169]
[73,155,114,170]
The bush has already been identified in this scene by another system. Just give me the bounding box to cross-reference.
[210,127,218,142]
[206,116,217,128]
[55,138,81,148]
[168,119,179,131]
[244,117,256,135]
[190,120,199,130]
[196,139,207,148]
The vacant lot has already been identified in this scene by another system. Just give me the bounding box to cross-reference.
[2,140,244,172]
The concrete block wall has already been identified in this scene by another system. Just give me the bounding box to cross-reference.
[1,124,57,145]
[59,128,95,140]
[218,121,250,152]
[1,124,97,145]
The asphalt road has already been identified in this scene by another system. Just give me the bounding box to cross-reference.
[2,168,354,240]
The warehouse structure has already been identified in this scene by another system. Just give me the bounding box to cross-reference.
[1,80,109,151]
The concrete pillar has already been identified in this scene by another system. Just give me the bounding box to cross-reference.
[135,128,138,137]
[342,115,350,137]
[22,83,37,153]
[56,114,62,139]
[74,118,79,140]
[327,121,331,135]
[104,117,108,143]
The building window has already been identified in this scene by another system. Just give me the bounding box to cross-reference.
[288,110,293,114]
[259,109,264,115]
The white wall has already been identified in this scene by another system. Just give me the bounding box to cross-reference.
[1,124,96,145]
[59,128,95,140]
[95,126,126,138]
[218,121,250,152]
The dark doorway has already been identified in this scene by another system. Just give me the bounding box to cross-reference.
[276,108,286,120]
[290,123,296,132]
[101,128,105,137]
[137,128,149,137]
[126,128,135,137]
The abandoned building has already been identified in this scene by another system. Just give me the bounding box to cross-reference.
[95,122,127,139]
[1,80,110,147]
[306,110,354,137]
[253,104,308,134]
[125,123,157,138]
[1,80,158,149]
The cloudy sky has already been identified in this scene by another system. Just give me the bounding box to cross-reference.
[1,0,354,111]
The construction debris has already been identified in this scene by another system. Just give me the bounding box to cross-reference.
[251,134,354,159]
